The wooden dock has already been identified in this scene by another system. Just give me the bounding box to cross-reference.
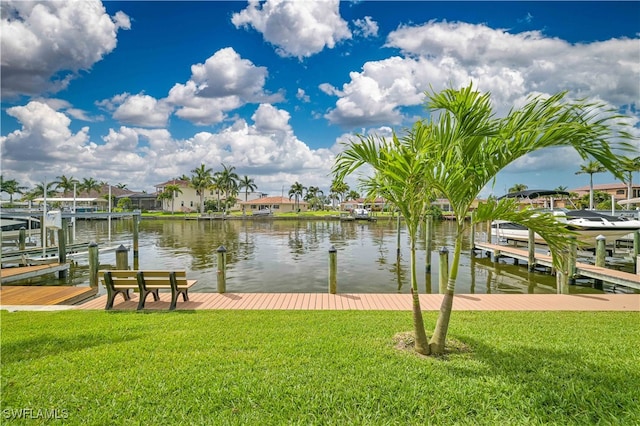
[1,285,97,305]
[474,242,640,291]
[0,263,70,284]
[75,292,639,311]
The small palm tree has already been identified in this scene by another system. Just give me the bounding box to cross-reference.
[575,160,606,210]
[163,184,182,214]
[330,179,349,208]
[333,127,436,354]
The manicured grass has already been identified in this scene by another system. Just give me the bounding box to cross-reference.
[2,310,638,425]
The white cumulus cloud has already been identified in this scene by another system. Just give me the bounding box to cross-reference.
[0,0,130,99]
[232,0,351,59]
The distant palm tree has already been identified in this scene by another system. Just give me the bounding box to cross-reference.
[1,176,27,203]
[190,164,213,214]
[217,164,239,213]
[163,184,183,214]
[576,160,606,209]
[238,175,257,202]
[620,156,640,208]
[115,183,128,190]
[79,177,101,196]
[31,181,58,199]
[508,183,528,193]
[288,181,306,212]
[330,179,349,208]
[53,175,79,194]
[346,190,361,201]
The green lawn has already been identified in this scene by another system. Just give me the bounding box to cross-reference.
[1,310,638,425]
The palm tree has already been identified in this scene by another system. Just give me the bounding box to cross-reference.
[163,184,183,214]
[1,176,27,203]
[238,175,257,202]
[575,160,606,210]
[620,156,640,208]
[217,164,239,213]
[330,179,349,208]
[31,181,58,199]
[333,127,436,355]
[346,190,361,201]
[190,164,213,214]
[288,182,306,212]
[305,186,324,210]
[115,183,128,190]
[79,177,101,196]
[424,85,626,355]
[335,85,628,356]
[508,183,528,193]
[53,175,79,195]
[157,190,173,212]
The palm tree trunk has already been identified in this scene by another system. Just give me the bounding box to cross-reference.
[429,228,463,354]
[410,237,429,355]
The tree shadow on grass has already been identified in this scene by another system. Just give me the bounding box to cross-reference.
[443,335,640,423]
[1,332,144,364]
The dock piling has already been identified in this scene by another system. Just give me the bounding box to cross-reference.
[216,245,227,293]
[328,245,337,294]
[438,247,449,294]
[57,219,67,279]
[594,235,606,290]
[116,244,129,270]
[88,242,99,288]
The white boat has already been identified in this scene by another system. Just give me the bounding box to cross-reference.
[1,216,41,241]
[491,190,640,247]
[352,207,371,220]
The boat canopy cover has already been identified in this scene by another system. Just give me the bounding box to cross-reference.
[497,189,571,200]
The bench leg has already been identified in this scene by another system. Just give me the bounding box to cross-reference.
[105,289,131,310]
[170,289,189,310]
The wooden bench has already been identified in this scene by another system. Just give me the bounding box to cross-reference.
[100,270,197,310]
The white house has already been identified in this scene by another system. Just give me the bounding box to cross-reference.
[154,179,266,213]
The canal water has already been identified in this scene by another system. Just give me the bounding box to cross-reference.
[19,218,630,294]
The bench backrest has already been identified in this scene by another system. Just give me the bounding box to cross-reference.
[100,270,138,289]
[100,270,188,290]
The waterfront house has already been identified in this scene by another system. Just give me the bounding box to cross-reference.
[239,196,309,213]
[571,182,640,204]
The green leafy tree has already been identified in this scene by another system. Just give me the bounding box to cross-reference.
[575,160,607,210]
[191,164,213,214]
[117,197,132,211]
[288,181,306,212]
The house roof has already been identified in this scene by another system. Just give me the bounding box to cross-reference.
[155,179,191,188]
[238,196,308,205]
[60,185,135,198]
[571,183,639,192]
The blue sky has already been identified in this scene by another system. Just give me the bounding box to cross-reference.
[1,0,639,198]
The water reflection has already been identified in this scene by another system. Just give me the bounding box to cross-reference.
[13,218,630,295]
